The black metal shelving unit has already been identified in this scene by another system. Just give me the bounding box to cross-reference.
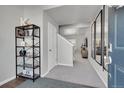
[15,24,41,82]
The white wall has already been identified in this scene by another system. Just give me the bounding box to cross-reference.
[24,6,43,26]
[59,26,87,50]
[59,26,89,62]
[0,6,59,85]
[58,34,73,66]
[85,6,108,87]
[85,30,108,87]
[23,6,44,76]
[24,6,59,77]
[0,6,24,85]
[63,34,85,49]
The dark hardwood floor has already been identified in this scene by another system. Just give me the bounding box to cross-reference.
[0,77,26,88]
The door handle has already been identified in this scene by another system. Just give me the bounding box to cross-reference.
[109,56,112,64]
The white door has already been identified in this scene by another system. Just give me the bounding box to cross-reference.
[48,22,57,71]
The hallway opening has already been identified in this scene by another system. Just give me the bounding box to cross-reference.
[42,5,109,88]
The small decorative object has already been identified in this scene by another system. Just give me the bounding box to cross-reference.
[27,71,33,76]
[29,30,33,36]
[20,17,25,26]
[20,17,32,26]
[18,30,25,36]
[19,49,23,56]
[26,70,33,77]
[81,44,88,58]
[85,38,88,48]
[29,71,33,77]
[26,70,30,75]
[24,18,31,25]
[25,30,29,36]
[23,50,26,56]
[19,49,26,56]
[23,70,26,75]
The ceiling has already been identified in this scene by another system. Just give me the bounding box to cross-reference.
[41,5,63,10]
[45,5,102,26]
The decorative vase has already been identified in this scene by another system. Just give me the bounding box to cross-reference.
[81,47,88,58]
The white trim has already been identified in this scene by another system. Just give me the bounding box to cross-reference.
[41,62,73,77]
[41,64,57,77]
[88,58,108,87]
[0,76,16,86]
[48,63,57,73]
[57,63,73,67]
[41,70,50,77]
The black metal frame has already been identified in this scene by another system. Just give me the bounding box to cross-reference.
[15,24,41,82]
[91,10,103,66]
[101,5,105,71]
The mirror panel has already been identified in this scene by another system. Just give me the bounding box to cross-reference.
[95,12,102,65]
[91,23,95,59]
[91,6,109,71]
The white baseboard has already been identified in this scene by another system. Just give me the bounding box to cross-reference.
[41,70,50,77]
[41,64,57,77]
[0,76,16,86]
[88,58,108,88]
[41,62,73,77]
[58,63,73,67]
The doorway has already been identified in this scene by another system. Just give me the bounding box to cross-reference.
[48,22,57,71]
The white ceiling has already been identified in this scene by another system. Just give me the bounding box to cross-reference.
[41,5,63,10]
[45,5,102,25]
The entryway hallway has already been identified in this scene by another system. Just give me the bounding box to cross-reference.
[46,50,106,88]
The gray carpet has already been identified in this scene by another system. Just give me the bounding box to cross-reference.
[46,61,106,88]
[16,78,94,88]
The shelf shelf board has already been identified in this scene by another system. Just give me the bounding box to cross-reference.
[16,24,41,82]
[17,72,40,80]
[17,55,40,58]
[16,24,40,30]
[16,35,39,39]
[17,64,40,69]
[16,46,40,48]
